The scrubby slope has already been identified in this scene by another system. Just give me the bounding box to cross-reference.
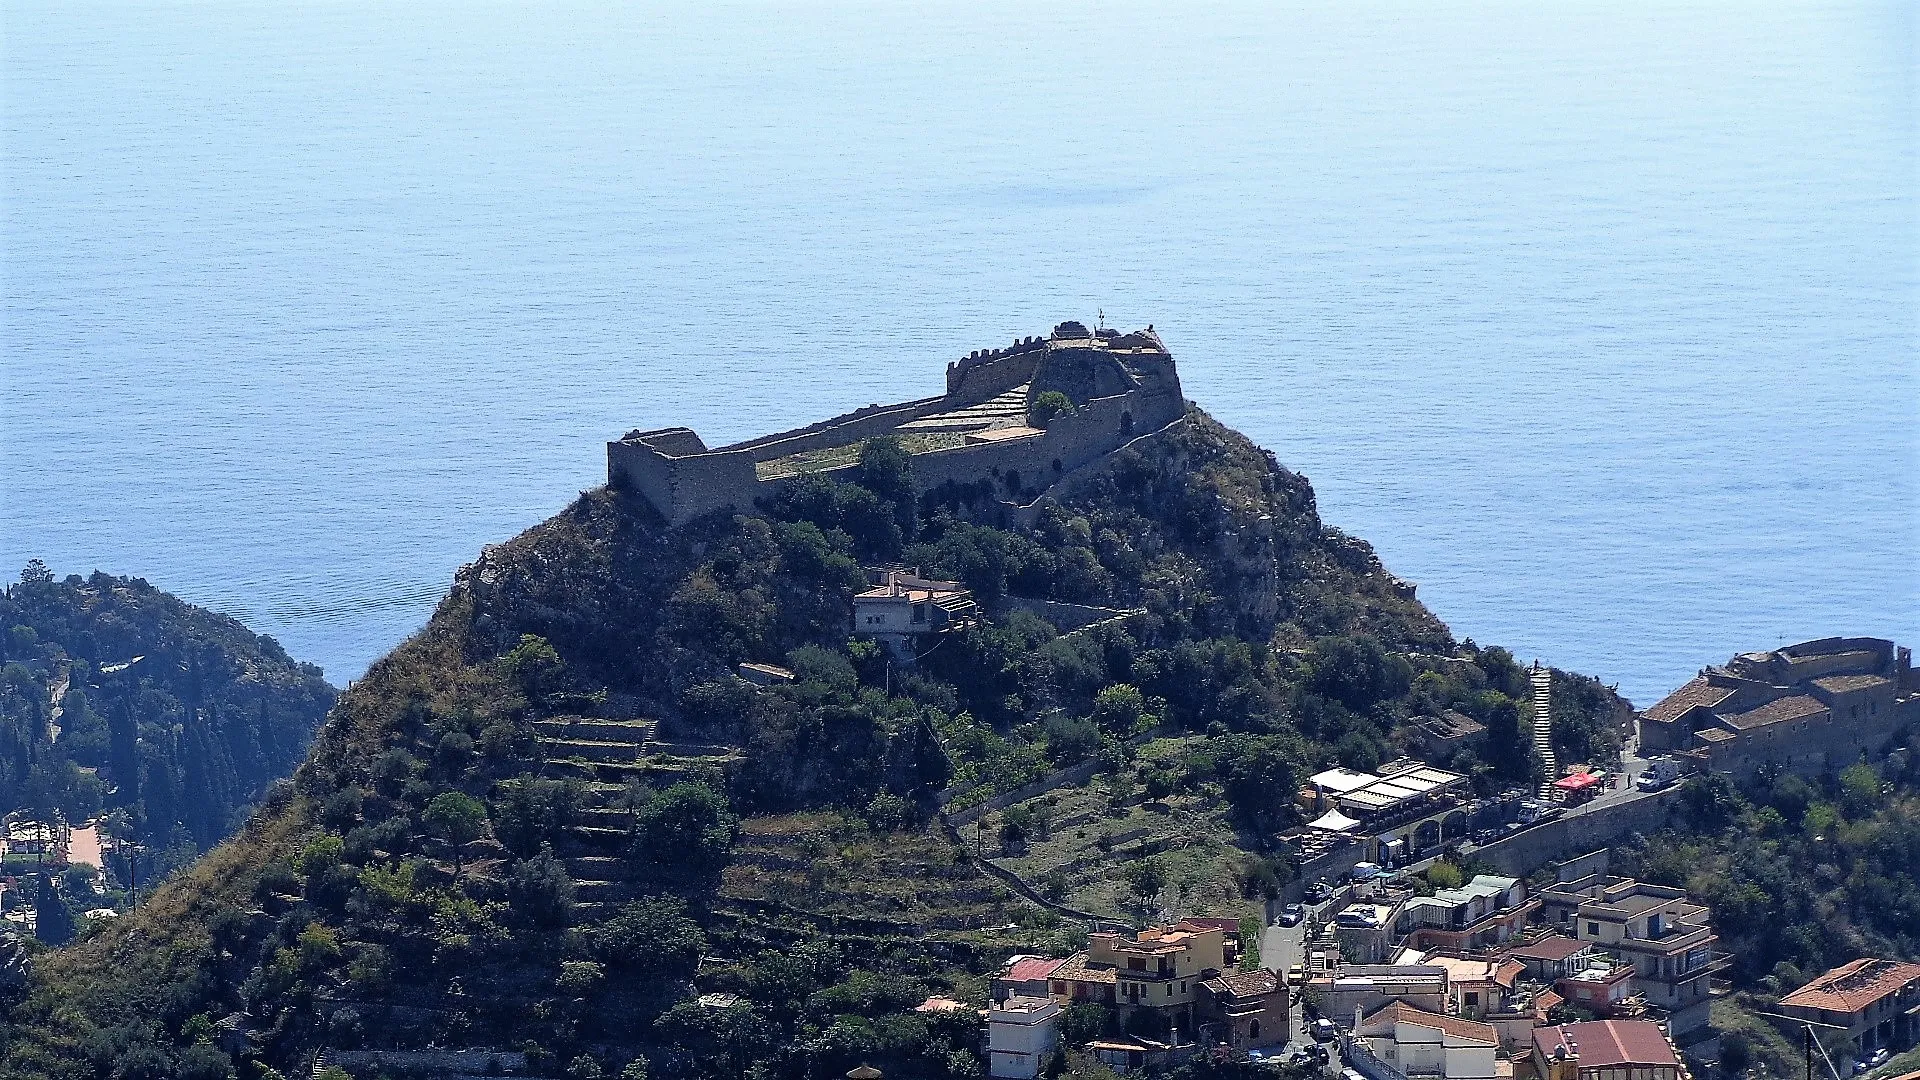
[0,408,1603,1080]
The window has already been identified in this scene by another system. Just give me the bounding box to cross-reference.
[1128,958,1145,971]
[1465,992,1479,1006]
[1588,922,1601,937]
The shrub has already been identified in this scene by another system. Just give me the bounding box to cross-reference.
[1028,390,1076,427]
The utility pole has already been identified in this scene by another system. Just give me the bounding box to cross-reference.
[1805,1024,1813,1080]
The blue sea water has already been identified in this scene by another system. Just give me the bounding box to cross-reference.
[2,1,1914,707]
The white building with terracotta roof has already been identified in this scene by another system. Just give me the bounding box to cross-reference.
[1355,1001,1499,1080]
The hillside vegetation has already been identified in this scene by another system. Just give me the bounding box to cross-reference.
[0,409,1604,1080]
[0,568,336,930]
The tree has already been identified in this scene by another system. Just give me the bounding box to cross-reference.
[632,782,737,875]
[501,634,565,701]
[18,560,53,585]
[1838,762,1881,818]
[594,896,705,973]
[508,845,576,927]
[423,791,487,875]
[1090,684,1147,735]
[1122,857,1167,910]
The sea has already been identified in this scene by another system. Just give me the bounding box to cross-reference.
[3,1,1914,707]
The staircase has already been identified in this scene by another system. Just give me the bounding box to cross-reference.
[1531,667,1558,799]
[532,716,745,909]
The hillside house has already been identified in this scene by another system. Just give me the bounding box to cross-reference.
[1049,921,1232,1032]
[987,996,1060,1080]
[994,956,1067,1002]
[1776,958,1920,1055]
[1399,875,1538,951]
[852,572,977,656]
[1557,879,1719,1035]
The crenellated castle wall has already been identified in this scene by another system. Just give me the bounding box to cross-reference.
[608,324,1186,526]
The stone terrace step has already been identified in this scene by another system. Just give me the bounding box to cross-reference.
[543,738,645,764]
[567,855,628,879]
[534,718,656,743]
[645,741,737,758]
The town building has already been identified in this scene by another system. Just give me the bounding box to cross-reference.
[1547,878,1719,1035]
[1398,875,1538,952]
[1551,952,1643,1020]
[1775,958,1920,1055]
[1304,760,1473,866]
[1531,1021,1686,1080]
[1307,964,1451,1022]
[1638,638,1918,776]
[986,996,1060,1080]
[1196,969,1288,1049]
[1047,921,1233,1031]
[1507,936,1596,984]
[994,956,1067,1002]
[1354,1001,1500,1080]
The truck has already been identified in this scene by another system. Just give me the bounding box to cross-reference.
[1636,757,1683,792]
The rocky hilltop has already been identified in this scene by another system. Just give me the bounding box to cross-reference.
[0,400,1601,1080]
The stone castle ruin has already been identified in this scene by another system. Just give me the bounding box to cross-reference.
[608,322,1186,526]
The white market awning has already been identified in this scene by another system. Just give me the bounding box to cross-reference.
[1307,809,1362,833]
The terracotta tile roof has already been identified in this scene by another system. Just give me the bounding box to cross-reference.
[1177,917,1242,934]
[1201,969,1279,998]
[1811,674,1891,694]
[1645,677,1734,722]
[1720,694,1828,731]
[1005,956,1066,982]
[1779,958,1920,1015]
[1510,935,1590,962]
[1533,1021,1679,1068]
[1052,952,1116,985]
[1363,1001,1498,1045]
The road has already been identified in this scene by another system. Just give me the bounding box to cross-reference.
[1261,894,1328,1060]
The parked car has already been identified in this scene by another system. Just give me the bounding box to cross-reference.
[1312,1018,1338,1043]
[1853,1048,1891,1074]
[1334,909,1380,929]
[1277,903,1306,927]
[1304,880,1333,904]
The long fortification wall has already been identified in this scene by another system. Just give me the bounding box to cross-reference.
[723,393,949,459]
[753,388,1159,509]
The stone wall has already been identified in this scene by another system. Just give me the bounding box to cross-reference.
[946,339,1048,399]
[725,393,950,461]
[329,1049,526,1075]
[1468,789,1683,877]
